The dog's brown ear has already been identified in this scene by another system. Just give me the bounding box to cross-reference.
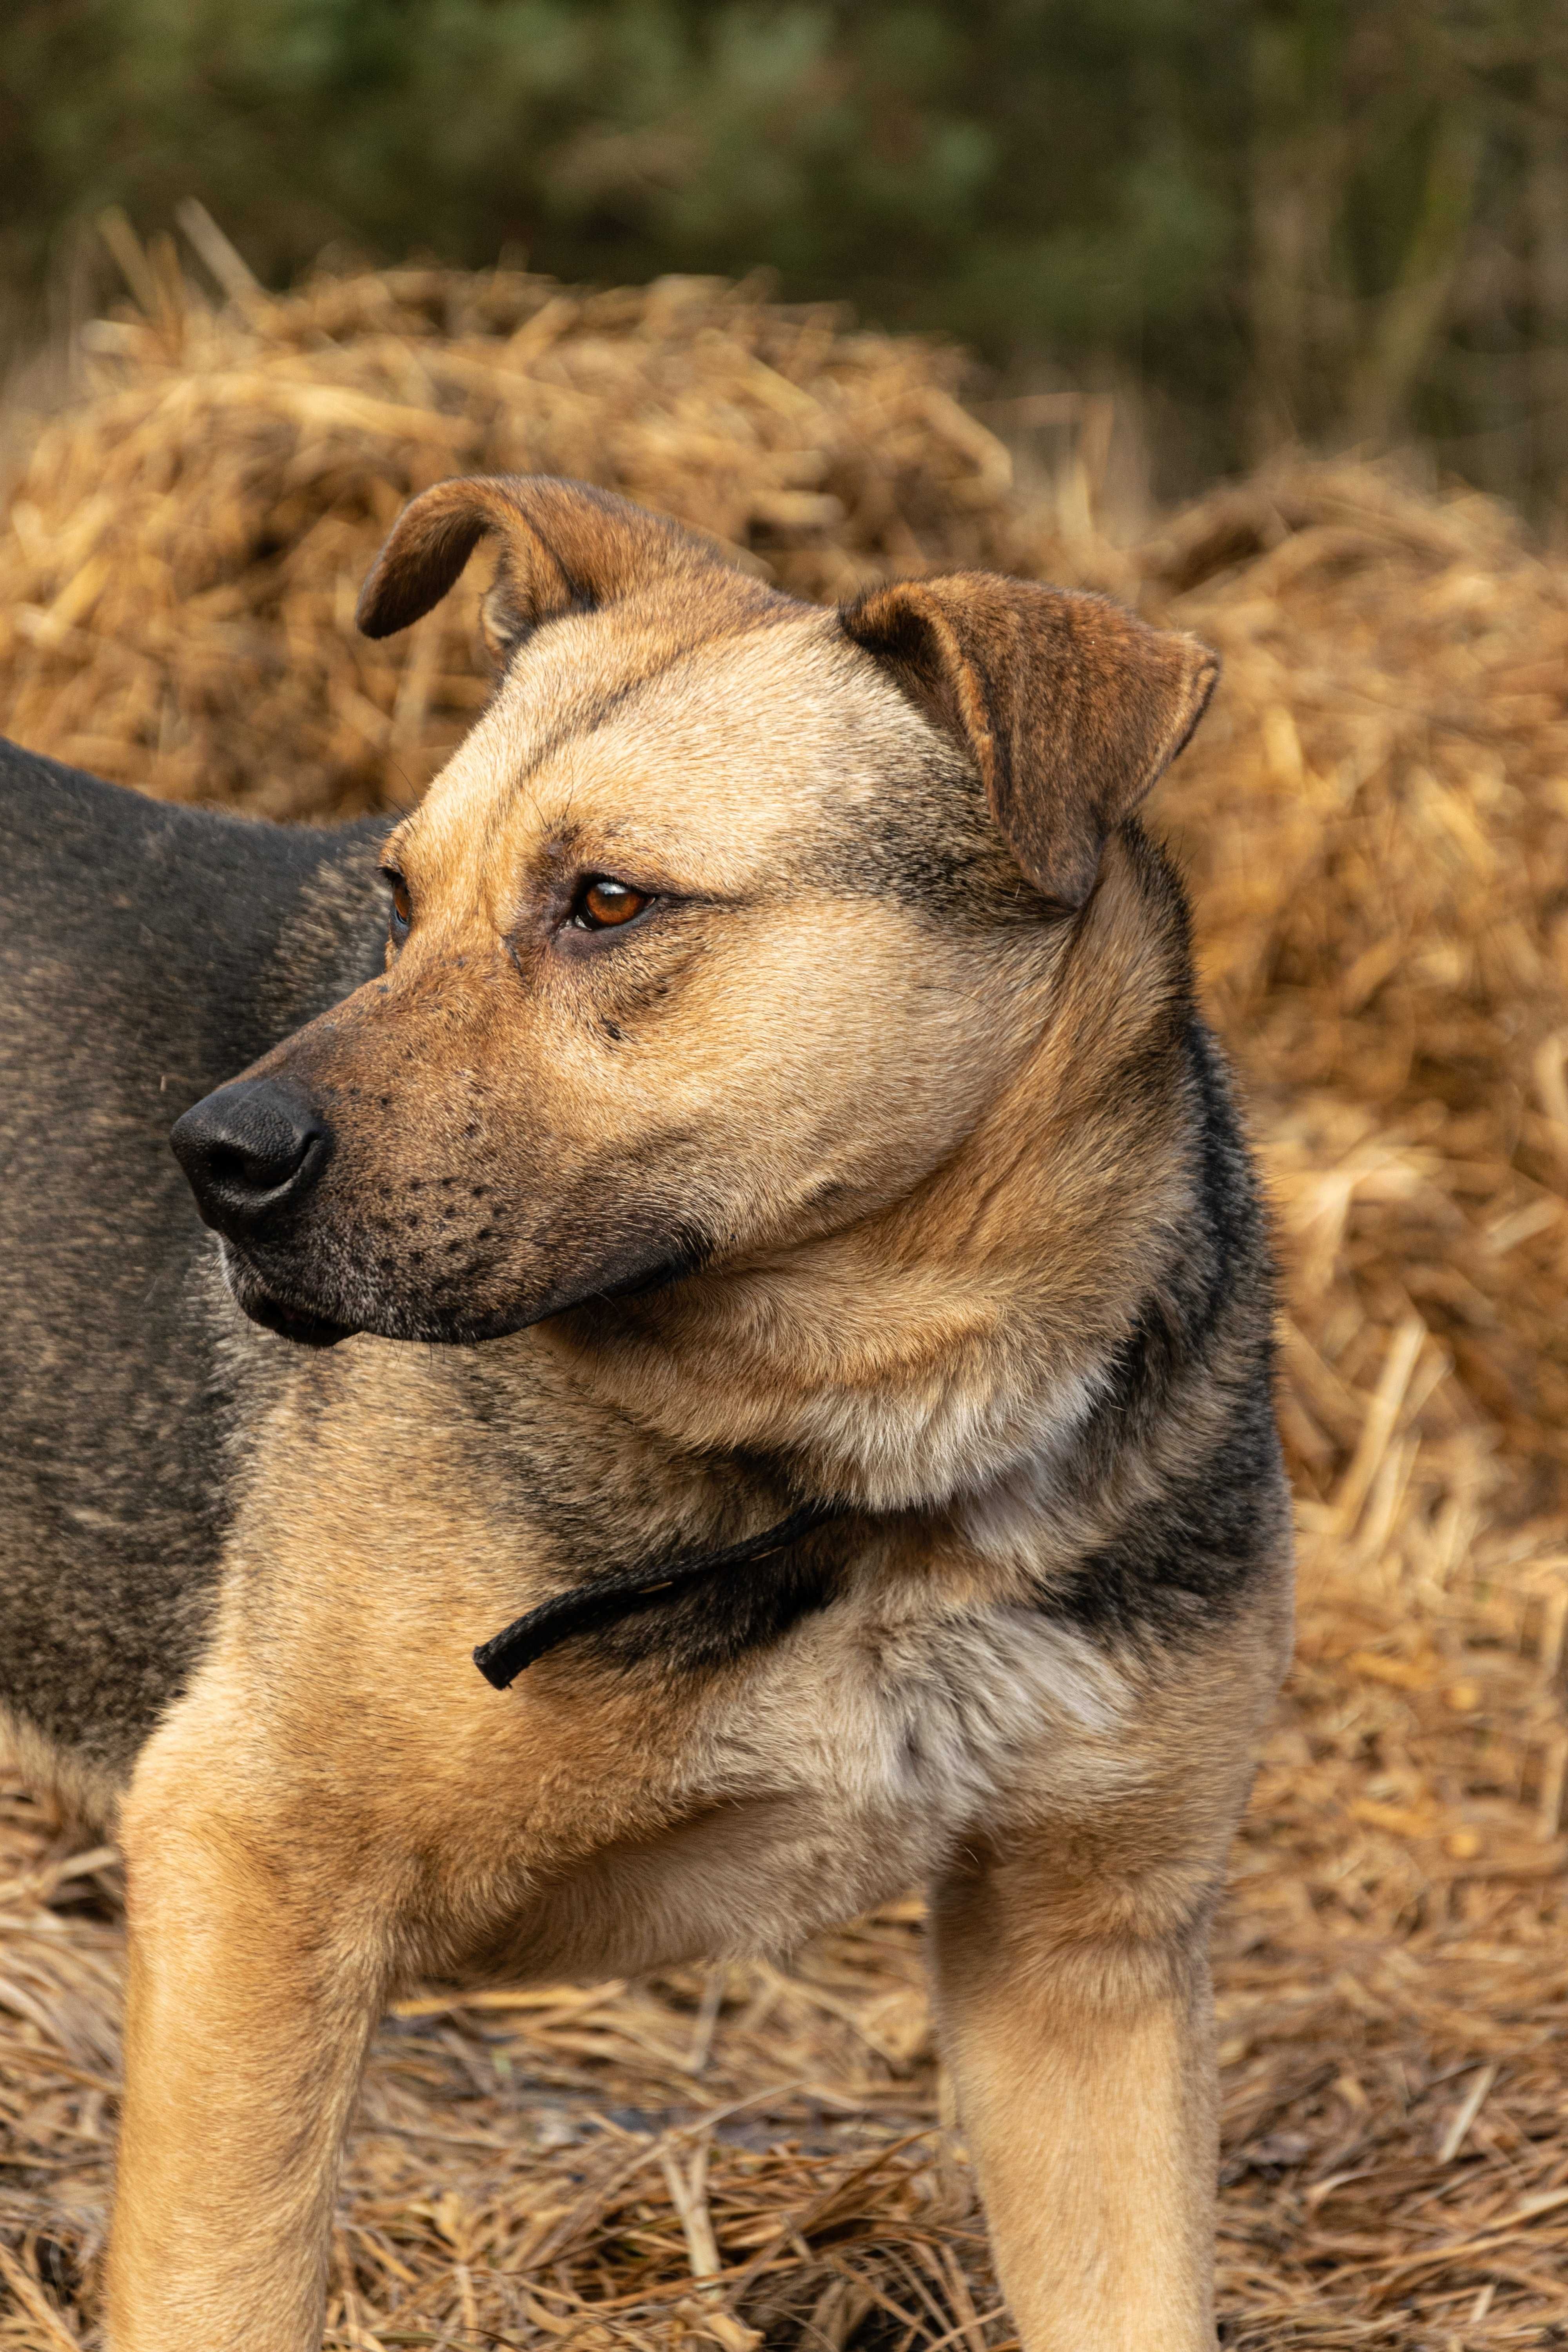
[356,474,724,661]
[842,575,1217,911]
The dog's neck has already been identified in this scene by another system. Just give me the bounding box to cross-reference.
[542,839,1200,1519]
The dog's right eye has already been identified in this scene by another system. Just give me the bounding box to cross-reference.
[383,871,412,946]
[571,877,652,932]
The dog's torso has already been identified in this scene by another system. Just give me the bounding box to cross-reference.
[0,740,388,1803]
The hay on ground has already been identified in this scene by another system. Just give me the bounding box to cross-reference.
[5,237,1568,2349]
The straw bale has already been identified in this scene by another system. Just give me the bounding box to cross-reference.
[0,244,1028,823]
[6,245,1568,2348]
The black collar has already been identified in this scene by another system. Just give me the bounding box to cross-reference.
[473,1502,844,1690]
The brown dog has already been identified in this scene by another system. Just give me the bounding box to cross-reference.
[0,477,1292,2349]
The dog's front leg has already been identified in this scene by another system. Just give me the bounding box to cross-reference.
[107,1697,393,2352]
[930,1846,1221,2352]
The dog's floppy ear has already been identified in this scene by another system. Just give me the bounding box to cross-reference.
[842,574,1217,911]
[356,474,724,662]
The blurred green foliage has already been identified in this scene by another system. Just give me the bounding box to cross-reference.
[4,0,1567,501]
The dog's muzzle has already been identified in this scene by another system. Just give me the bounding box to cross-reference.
[171,1077,330,1240]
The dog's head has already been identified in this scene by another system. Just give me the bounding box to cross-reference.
[171,475,1215,1347]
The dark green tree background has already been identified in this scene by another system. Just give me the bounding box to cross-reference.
[4,0,1566,505]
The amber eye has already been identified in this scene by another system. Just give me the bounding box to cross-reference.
[384,869,412,945]
[573,877,651,931]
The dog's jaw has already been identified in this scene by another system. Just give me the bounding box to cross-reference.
[214,1221,711,1352]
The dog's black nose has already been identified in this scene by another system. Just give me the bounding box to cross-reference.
[171,1078,330,1236]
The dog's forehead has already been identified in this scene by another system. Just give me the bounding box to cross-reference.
[410,603,944,880]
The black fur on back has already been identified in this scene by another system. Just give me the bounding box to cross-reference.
[0,740,390,1779]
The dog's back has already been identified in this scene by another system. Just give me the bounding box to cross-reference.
[0,739,387,1799]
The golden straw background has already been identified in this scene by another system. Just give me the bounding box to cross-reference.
[4,221,1568,2348]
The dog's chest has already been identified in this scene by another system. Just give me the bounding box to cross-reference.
[237,1360,1130,1963]
[469,1582,1134,1979]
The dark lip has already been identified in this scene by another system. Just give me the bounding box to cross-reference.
[242,1289,359,1348]
[220,1246,360,1348]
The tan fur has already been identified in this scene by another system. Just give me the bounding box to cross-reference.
[87,478,1293,2350]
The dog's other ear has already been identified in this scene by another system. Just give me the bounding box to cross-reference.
[842,575,1217,912]
[355,474,726,663]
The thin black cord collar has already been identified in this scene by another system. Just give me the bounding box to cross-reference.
[473,1501,844,1691]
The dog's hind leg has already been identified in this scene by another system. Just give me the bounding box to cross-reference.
[105,1672,397,2352]
[929,1833,1226,2352]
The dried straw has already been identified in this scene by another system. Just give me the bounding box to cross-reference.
[5,233,1568,2348]
[0,220,1025,823]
